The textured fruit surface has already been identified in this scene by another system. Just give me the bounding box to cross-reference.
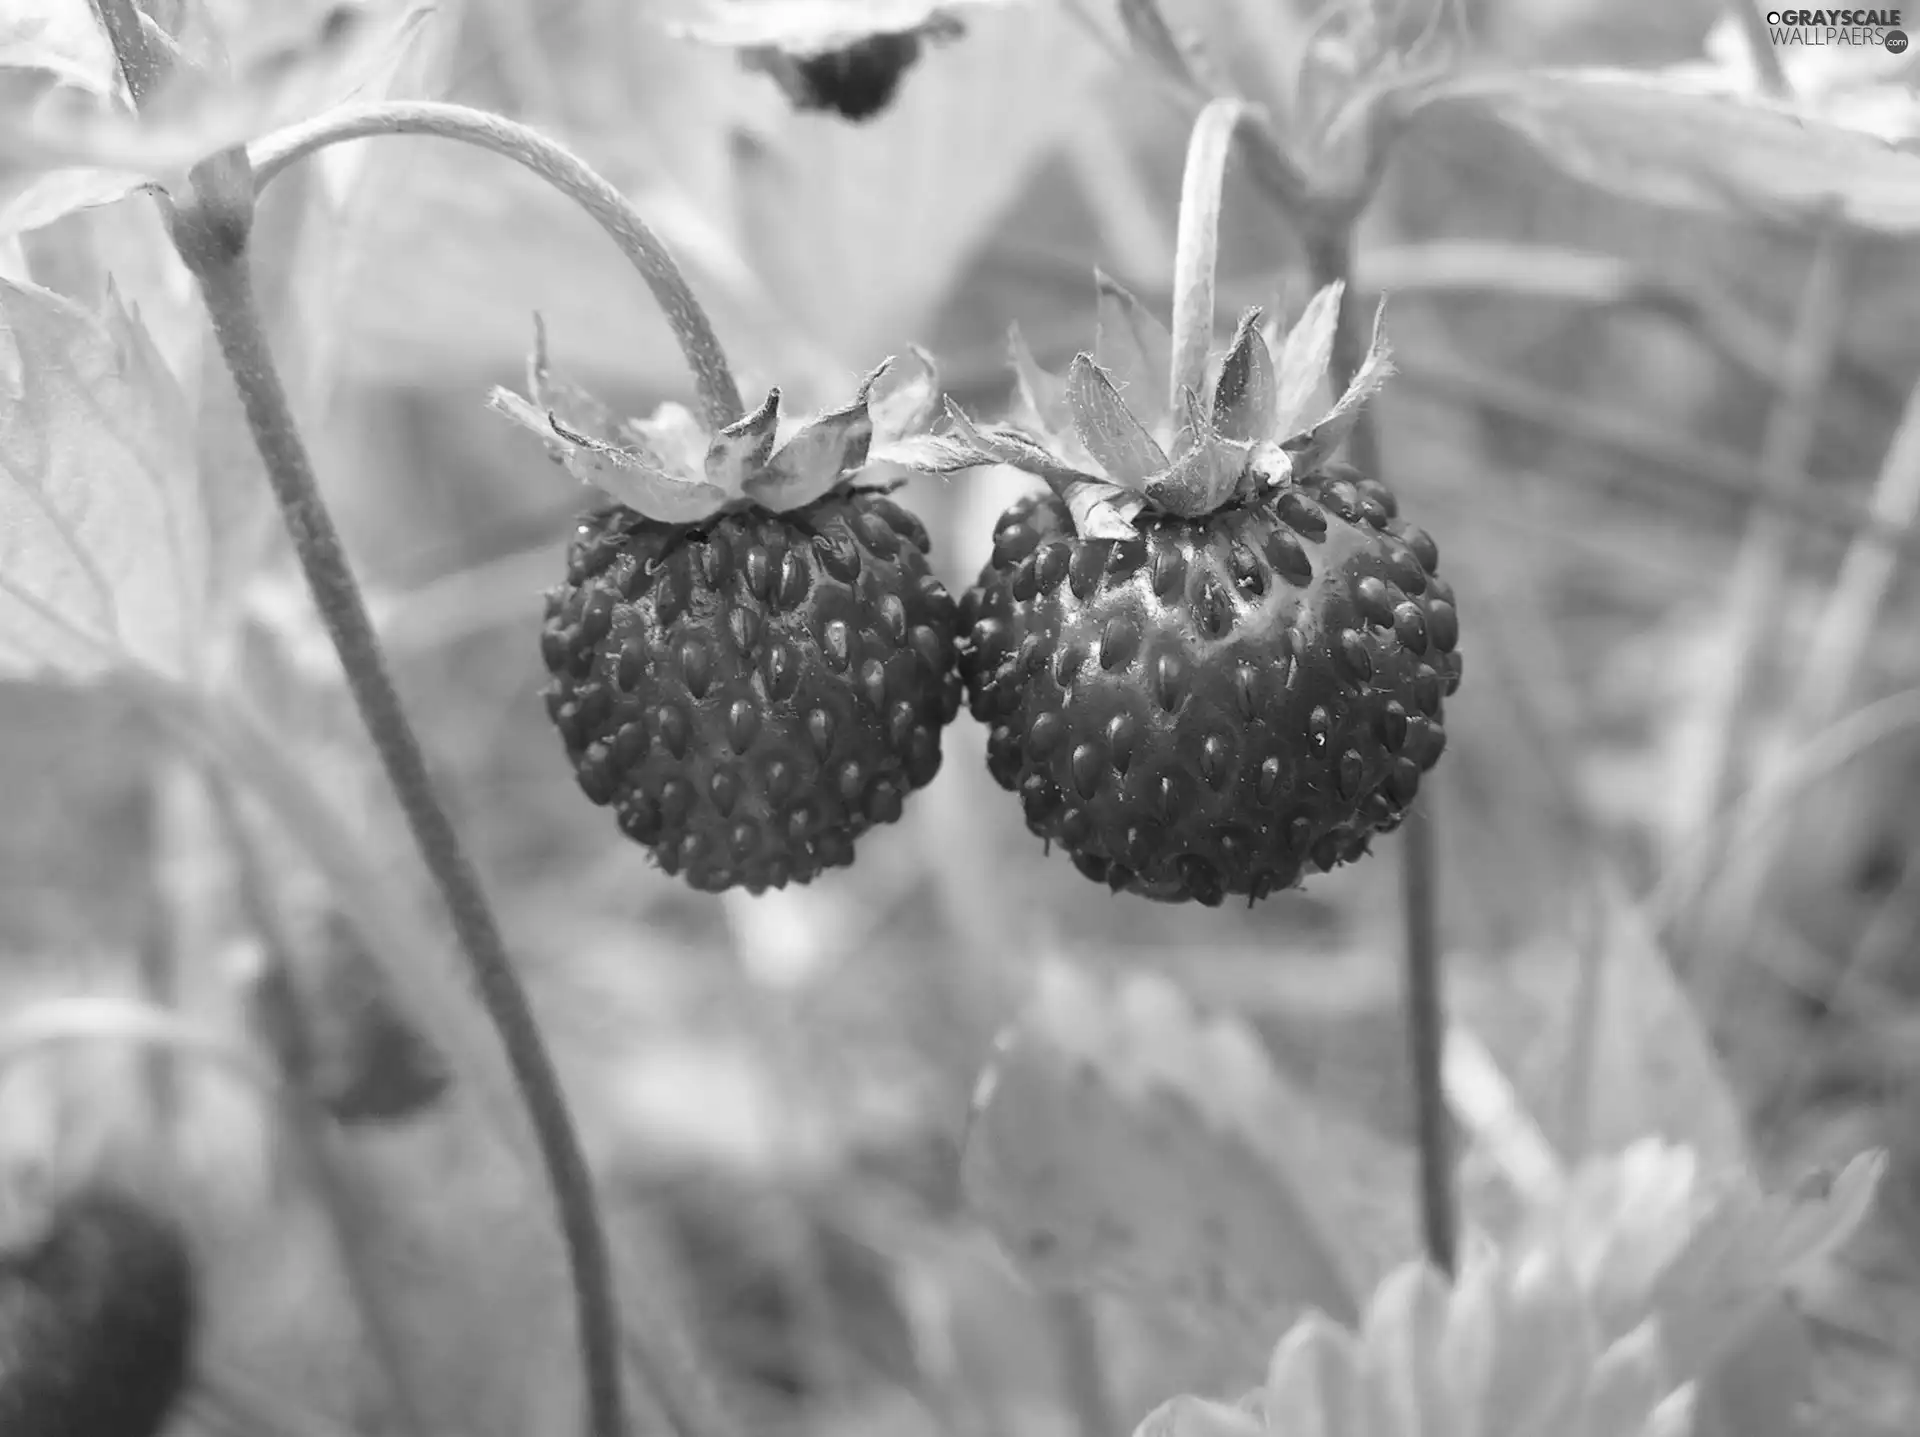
[958,463,1460,905]
[543,490,962,892]
[0,1185,197,1437]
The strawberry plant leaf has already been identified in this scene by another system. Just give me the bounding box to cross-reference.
[0,278,206,682]
[1066,353,1167,489]
[1418,66,1920,234]
[959,961,1363,1335]
[1093,270,1174,433]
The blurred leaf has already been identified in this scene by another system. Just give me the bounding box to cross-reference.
[0,278,205,681]
[1420,66,1920,233]
[0,9,145,236]
[730,0,1116,362]
[960,960,1375,1337]
[2,0,441,180]
[1652,1150,1885,1381]
[1,164,148,240]
[1677,13,1920,146]
[661,0,1012,50]
[1543,876,1747,1171]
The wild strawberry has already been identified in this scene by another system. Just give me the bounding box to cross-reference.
[493,329,976,894]
[950,280,1460,906]
[0,1181,197,1437]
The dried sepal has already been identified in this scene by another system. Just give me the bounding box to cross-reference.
[487,389,733,522]
[1066,353,1167,489]
[867,346,943,441]
[1288,300,1394,473]
[705,387,782,489]
[1094,269,1174,432]
[1145,391,1247,517]
[742,362,884,509]
[945,401,1144,539]
[1270,280,1345,440]
[1211,307,1278,443]
[494,320,986,519]
[1009,324,1071,439]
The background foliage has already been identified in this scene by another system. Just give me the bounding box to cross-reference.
[5,0,1920,1433]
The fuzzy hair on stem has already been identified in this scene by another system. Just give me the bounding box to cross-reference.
[249,100,746,429]
[186,238,634,1437]
[86,9,637,1437]
[1168,97,1251,424]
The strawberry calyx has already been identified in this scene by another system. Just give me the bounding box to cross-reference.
[948,276,1393,541]
[488,317,982,523]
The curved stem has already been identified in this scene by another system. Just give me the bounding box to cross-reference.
[1168,97,1251,420]
[251,101,744,429]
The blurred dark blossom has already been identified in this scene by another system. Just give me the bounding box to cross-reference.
[660,0,1019,120]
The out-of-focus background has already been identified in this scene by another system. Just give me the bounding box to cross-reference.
[8,0,1920,1432]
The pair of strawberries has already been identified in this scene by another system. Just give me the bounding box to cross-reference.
[535,278,1462,907]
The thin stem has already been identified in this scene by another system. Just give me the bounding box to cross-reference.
[249,101,743,428]
[185,235,629,1437]
[1308,220,1455,1277]
[1168,97,1250,419]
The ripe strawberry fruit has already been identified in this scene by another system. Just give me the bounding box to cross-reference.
[495,334,976,894]
[0,1182,197,1437]
[950,281,1460,906]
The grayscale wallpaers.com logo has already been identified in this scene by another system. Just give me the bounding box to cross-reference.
[1766,8,1908,47]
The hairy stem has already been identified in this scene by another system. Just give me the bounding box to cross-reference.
[249,100,744,428]
[1308,221,1456,1276]
[92,10,634,1430]
[1168,97,1251,419]
[183,224,630,1437]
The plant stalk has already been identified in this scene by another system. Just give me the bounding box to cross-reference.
[183,225,631,1437]
[248,101,744,429]
[91,7,631,1433]
[1307,221,1456,1276]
